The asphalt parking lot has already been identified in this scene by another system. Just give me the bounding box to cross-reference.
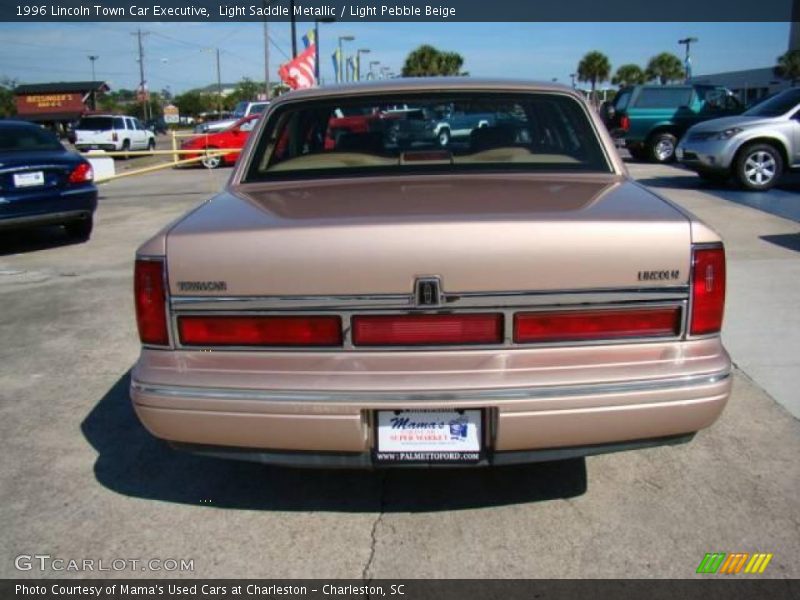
[0,160,798,579]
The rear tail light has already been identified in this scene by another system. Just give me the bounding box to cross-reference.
[178,316,342,347]
[352,314,503,346]
[68,162,93,184]
[620,115,630,131]
[112,132,118,142]
[690,246,726,335]
[134,259,169,346]
[514,307,681,343]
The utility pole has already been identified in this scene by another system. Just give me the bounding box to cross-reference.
[570,73,576,89]
[263,7,270,98]
[132,29,150,121]
[88,55,99,110]
[216,48,223,114]
[290,0,297,57]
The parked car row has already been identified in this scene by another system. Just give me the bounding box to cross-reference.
[603,85,800,191]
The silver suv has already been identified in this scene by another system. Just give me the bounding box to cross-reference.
[676,88,800,190]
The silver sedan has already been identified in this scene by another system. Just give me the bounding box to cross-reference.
[676,88,800,190]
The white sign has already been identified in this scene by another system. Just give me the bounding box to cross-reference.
[13,171,44,188]
[163,104,180,124]
[375,409,482,463]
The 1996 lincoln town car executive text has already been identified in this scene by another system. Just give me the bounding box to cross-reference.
[130,78,730,467]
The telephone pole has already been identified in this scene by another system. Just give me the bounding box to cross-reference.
[132,29,150,121]
[216,48,223,114]
[263,19,270,98]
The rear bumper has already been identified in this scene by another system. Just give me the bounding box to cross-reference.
[0,185,96,230]
[131,338,732,466]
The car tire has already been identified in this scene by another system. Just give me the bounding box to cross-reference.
[438,128,451,147]
[201,147,222,169]
[64,217,93,241]
[120,140,130,160]
[734,143,783,191]
[147,138,156,152]
[696,169,730,184]
[648,132,678,163]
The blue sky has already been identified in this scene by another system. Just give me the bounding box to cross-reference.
[0,22,791,93]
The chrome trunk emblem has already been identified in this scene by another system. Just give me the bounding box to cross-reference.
[414,277,441,307]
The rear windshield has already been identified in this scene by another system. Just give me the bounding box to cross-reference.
[614,89,633,111]
[744,88,800,117]
[634,87,693,109]
[77,117,114,130]
[0,124,63,152]
[244,92,610,181]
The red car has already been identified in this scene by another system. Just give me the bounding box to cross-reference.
[181,114,260,169]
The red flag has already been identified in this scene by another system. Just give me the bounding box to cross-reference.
[278,45,317,90]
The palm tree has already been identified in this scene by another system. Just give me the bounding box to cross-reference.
[401,45,465,77]
[645,53,685,85]
[612,64,646,87]
[576,51,611,107]
[774,49,800,85]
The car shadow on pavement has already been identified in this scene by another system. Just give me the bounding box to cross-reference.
[634,171,800,224]
[81,371,587,513]
[0,225,87,256]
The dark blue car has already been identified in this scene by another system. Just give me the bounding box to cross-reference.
[0,120,97,240]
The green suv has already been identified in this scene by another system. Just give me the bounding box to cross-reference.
[602,85,743,163]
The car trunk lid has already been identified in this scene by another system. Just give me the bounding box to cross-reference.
[165,174,691,297]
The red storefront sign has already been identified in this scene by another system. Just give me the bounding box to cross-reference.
[15,93,87,116]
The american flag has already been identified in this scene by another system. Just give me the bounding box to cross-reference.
[278,45,317,90]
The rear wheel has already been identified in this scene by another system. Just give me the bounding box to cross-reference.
[119,139,130,160]
[734,143,783,191]
[64,217,93,241]
[648,132,678,163]
[147,138,155,152]
[201,147,222,169]
[438,128,451,147]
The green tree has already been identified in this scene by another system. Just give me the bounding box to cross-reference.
[225,78,262,109]
[577,51,611,107]
[645,53,685,85]
[401,45,465,77]
[0,77,17,118]
[612,64,646,87]
[174,90,215,118]
[774,49,800,85]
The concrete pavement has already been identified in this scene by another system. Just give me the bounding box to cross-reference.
[0,165,797,579]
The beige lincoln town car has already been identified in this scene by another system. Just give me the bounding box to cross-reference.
[131,79,730,467]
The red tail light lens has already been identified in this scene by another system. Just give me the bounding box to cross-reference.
[352,314,503,346]
[134,259,169,346]
[514,307,681,343]
[178,316,342,347]
[112,132,118,142]
[690,246,726,335]
[68,162,93,184]
[620,115,630,131]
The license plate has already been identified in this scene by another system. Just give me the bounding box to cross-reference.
[13,171,44,188]
[374,409,482,464]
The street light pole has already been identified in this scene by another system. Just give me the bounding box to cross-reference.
[337,36,354,84]
[570,73,576,89]
[369,60,380,80]
[356,48,370,81]
[678,37,698,82]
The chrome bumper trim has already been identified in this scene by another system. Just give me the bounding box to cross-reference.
[132,370,731,404]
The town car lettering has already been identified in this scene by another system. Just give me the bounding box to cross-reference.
[637,269,681,281]
[177,281,227,292]
[130,79,731,469]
